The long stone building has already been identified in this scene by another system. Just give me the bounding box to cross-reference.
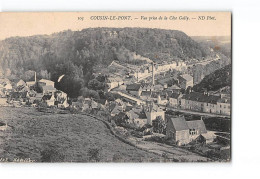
[180,92,230,116]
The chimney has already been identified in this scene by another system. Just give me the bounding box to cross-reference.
[152,62,155,86]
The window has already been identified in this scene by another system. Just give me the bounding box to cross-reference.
[220,105,222,108]
[189,129,196,135]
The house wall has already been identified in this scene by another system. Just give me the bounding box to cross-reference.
[107,81,124,91]
[166,120,175,139]
[202,102,218,114]
[181,99,204,112]
[16,80,26,87]
[146,111,165,125]
[133,118,147,128]
[169,98,178,108]
[179,80,187,89]
[158,99,168,106]
[179,79,193,89]
[166,121,190,145]
[181,99,221,114]
[176,130,190,145]
[128,90,141,97]
[216,102,230,115]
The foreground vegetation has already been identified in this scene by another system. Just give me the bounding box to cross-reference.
[0,107,163,162]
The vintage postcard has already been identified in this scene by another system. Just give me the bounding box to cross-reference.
[0,12,231,163]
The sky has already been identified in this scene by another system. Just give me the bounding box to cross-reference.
[0,12,231,40]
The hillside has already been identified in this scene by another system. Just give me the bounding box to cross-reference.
[192,64,231,92]
[0,107,163,162]
[0,28,222,97]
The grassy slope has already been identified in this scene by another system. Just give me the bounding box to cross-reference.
[0,107,161,162]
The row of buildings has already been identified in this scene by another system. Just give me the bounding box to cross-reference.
[0,77,69,108]
[123,71,230,116]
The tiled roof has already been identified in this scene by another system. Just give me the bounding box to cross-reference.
[141,91,152,96]
[169,117,189,131]
[42,94,53,100]
[167,84,181,90]
[107,76,123,82]
[39,79,54,84]
[187,120,207,134]
[179,74,193,81]
[42,85,56,91]
[182,92,221,104]
[126,83,142,91]
[170,92,181,99]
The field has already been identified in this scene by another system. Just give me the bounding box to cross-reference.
[0,107,162,162]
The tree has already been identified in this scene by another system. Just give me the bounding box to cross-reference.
[152,116,166,134]
[80,87,100,99]
[87,148,102,162]
[88,78,105,91]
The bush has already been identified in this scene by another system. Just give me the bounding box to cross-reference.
[87,148,102,162]
[40,148,65,162]
[131,131,143,138]
[112,153,123,162]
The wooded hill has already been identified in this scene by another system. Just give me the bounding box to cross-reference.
[192,64,231,92]
[0,28,218,97]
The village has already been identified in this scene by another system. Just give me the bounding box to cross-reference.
[0,58,231,161]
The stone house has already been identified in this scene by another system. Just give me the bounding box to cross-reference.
[180,92,230,115]
[13,79,26,88]
[166,117,212,145]
[42,94,55,107]
[168,92,182,108]
[106,76,124,91]
[144,103,165,125]
[38,79,55,88]
[166,84,181,94]
[42,85,56,94]
[181,92,220,113]
[166,117,190,145]
[178,74,193,89]
[126,83,142,97]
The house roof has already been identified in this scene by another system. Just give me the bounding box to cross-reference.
[12,79,25,84]
[141,91,152,96]
[35,93,44,98]
[39,79,54,84]
[126,110,139,119]
[182,92,221,104]
[111,105,123,115]
[201,132,216,139]
[187,120,207,133]
[10,91,28,99]
[170,92,181,99]
[0,78,10,85]
[141,83,153,88]
[167,84,181,90]
[169,117,189,131]
[26,81,36,85]
[42,94,54,100]
[107,76,123,83]
[179,74,193,81]
[126,83,142,91]
[42,85,56,91]
[154,84,164,90]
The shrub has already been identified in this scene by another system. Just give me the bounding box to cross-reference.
[87,148,102,162]
[40,148,65,162]
[112,153,123,162]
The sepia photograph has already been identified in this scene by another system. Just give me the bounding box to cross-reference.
[0,12,231,163]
